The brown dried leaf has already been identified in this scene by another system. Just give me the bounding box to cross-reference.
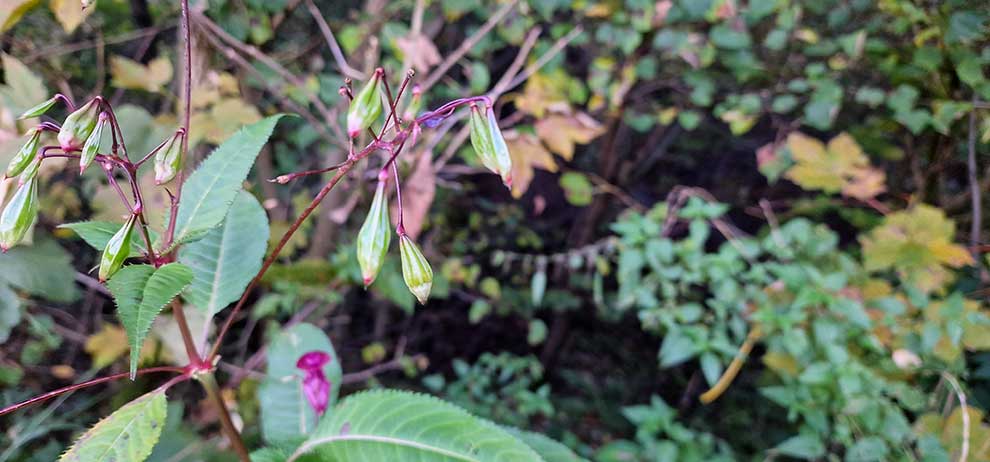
[393,152,436,240]
[504,130,557,198]
[534,112,605,161]
[396,33,442,73]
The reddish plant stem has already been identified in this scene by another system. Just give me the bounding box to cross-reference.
[171,299,203,366]
[207,137,396,361]
[0,366,186,417]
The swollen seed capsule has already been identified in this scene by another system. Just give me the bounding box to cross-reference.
[18,96,58,120]
[154,130,185,185]
[5,129,42,179]
[0,178,40,252]
[468,103,512,187]
[98,215,136,282]
[18,155,42,186]
[346,71,384,138]
[402,84,423,122]
[356,174,391,286]
[57,99,101,151]
[80,113,108,174]
[399,234,433,304]
[485,105,513,188]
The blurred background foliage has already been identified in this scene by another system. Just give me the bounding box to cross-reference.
[2,0,990,460]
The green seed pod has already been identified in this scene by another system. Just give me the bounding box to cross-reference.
[346,71,383,138]
[80,112,108,174]
[18,96,58,120]
[18,155,42,186]
[356,174,391,286]
[153,130,185,185]
[486,105,513,187]
[402,84,423,122]
[5,129,41,179]
[98,215,136,282]
[399,234,432,304]
[57,98,101,151]
[0,178,40,252]
[469,103,513,188]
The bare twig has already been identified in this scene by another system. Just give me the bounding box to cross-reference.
[967,98,986,282]
[419,0,520,94]
[342,354,424,384]
[304,0,365,80]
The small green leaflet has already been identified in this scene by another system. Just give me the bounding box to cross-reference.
[179,190,269,315]
[61,221,158,258]
[171,115,283,245]
[295,389,542,462]
[108,263,193,377]
[58,389,167,462]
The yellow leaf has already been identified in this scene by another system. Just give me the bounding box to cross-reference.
[504,130,557,198]
[85,323,129,369]
[512,72,570,118]
[1,0,40,32]
[784,131,886,200]
[861,204,973,293]
[50,0,93,33]
[110,55,173,93]
[534,112,605,160]
[762,351,799,377]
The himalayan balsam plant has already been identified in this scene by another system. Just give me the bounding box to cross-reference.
[0,2,579,462]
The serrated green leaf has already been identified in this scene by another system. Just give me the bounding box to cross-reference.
[172,115,283,245]
[259,323,342,447]
[179,190,269,315]
[60,221,157,258]
[108,263,193,377]
[58,389,167,462]
[506,428,588,462]
[298,389,543,462]
[0,236,79,303]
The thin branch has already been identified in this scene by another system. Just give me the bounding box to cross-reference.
[342,354,424,384]
[0,367,186,417]
[304,0,365,80]
[419,0,519,94]
[967,98,986,282]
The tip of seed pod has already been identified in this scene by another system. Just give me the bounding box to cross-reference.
[502,173,513,189]
[363,275,375,287]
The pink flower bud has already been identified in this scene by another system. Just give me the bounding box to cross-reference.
[296,350,333,416]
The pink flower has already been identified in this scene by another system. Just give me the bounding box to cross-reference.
[296,351,333,416]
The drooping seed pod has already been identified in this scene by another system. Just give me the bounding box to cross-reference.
[98,215,136,282]
[153,130,185,185]
[0,178,40,252]
[18,155,42,186]
[356,173,392,286]
[80,112,108,174]
[399,233,432,304]
[57,98,101,151]
[346,71,384,138]
[18,96,58,120]
[5,129,42,179]
[468,103,513,188]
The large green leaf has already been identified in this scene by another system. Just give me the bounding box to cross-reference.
[0,283,22,344]
[179,190,269,315]
[506,429,587,462]
[259,323,342,447]
[61,221,158,258]
[0,236,79,303]
[58,389,168,462]
[295,390,543,462]
[171,115,283,245]
[108,263,193,376]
